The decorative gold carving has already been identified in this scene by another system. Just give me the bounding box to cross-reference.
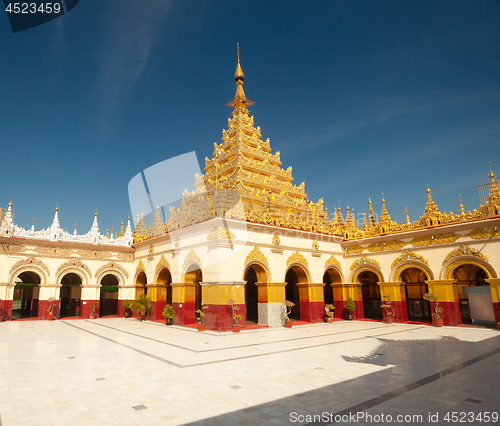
[116,252,134,261]
[206,227,236,240]
[350,256,381,271]
[245,246,269,268]
[324,254,341,270]
[312,240,319,250]
[391,250,429,269]
[367,240,406,252]
[442,244,487,264]
[182,248,202,269]
[75,249,114,259]
[286,251,309,268]
[411,233,460,247]
[173,238,180,248]
[9,256,50,277]
[155,254,171,273]
[466,228,500,240]
[55,259,92,279]
[344,245,364,255]
[34,246,74,257]
[136,259,146,273]
[1,243,27,254]
[148,245,154,254]
[272,233,281,246]
[94,262,129,279]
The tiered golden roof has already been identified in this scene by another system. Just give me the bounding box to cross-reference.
[132,48,500,243]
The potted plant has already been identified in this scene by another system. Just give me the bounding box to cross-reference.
[381,294,395,324]
[131,295,152,321]
[89,301,99,319]
[284,300,295,328]
[47,297,55,321]
[325,303,335,323]
[123,299,132,318]
[196,303,208,331]
[228,299,242,332]
[345,298,356,320]
[423,293,443,327]
[162,304,175,325]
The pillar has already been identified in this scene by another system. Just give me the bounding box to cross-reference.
[336,284,364,319]
[296,283,326,322]
[200,282,245,331]
[485,279,500,324]
[426,280,462,326]
[331,284,344,318]
[117,285,136,317]
[378,282,407,323]
[255,282,286,327]
[149,283,168,321]
[38,284,61,320]
[171,282,198,326]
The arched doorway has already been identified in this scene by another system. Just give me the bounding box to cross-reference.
[323,268,341,305]
[401,268,431,323]
[244,263,267,324]
[99,274,119,317]
[285,265,308,321]
[135,271,147,297]
[59,273,82,318]
[12,271,41,319]
[157,268,172,306]
[185,265,202,311]
[358,271,382,320]
[453,264,489,324]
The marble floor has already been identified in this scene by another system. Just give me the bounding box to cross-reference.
[0,319,499,425]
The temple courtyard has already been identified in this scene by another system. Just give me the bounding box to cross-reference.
[0,319,499,426]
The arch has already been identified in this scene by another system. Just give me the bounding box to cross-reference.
[11,270,42,319]
[56,268,88,286]
[135,270,147,297]
[358,270,383,320]
[95,269,125,287]
[392,261,434,282]
[284,264,309,321]
[350,265,384,283]
[99,273,119,317]
[243,261,269,283]
[323,265,345,284]
[442,257,496,280]
[9,264,47,285]
[400,268,431,323]
[156,266,173,306]
[323,267,342,306]
[59,272,83,318]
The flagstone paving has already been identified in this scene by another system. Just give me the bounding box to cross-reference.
[0,319,499,425]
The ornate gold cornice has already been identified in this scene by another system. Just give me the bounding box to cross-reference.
[155,254,171,273]
[272,233,280,246]
[367,240,405,252]
[350,256,381,271]
[136,259,146,273]
[206,227,236,240]
[1,243,27,254]
[442,244,487,264]
[245,246,269,268]
[466,228,500,240]
[344,245,364,255]
[391,250,429,269]
[286,251,309,268]
[94,261,129,279]
[411,233,460,247]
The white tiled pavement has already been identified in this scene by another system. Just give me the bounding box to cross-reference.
[0,319,499,426]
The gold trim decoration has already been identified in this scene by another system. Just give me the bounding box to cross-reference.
[272,233,281,246]
[34,246,74,257]
[286,251,309,268]
[182,248,202,269]
[324,254,341,270]
[116,252,134,261]
[344,245,364,255]
[245,246,269,268]
[444,258,495,280]
[350,256,381,271]
[466,228,500,240]
[367,240,406,252]
[1,243,27,254]
[411,233,460,247]
[55,259,92,279]
[75,249,114,259]
[391,250,429,269]
[173,238,180,248]
[136,259,146,273]
[206,227,236,240]
[442,244,487,264]
[155,254,171,273]
[312,240,319,250]
[9,256,50,277]
[148,245,154,254]
[94,262,129,279]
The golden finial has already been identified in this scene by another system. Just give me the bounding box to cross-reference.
[106,228,109,238]
[32,217,35,226]
[128,213,131,221]
[74,221,77,230]
[459,194,465,216]
[95,209,98,217]
[489,162,496,182]
[55,203,59,212]
[120,220,124,237]
[406,206,410,224]
[234,43,244,82]
[8,197,12,207]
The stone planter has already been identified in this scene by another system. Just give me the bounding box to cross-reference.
[232,325,241,333]
[198,324,206,332]
[433,318,444,327]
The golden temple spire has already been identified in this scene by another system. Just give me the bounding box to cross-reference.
[368,197,376,225]
[425,185,439,214]
[380,193,391,223]
[362,210,368,229]
[226,43,254,109]
[106,228,109,238]
[459,194,465,216]
[119,220,124,237]
[405,206,410,224]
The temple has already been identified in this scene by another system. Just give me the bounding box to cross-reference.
[1,47,499,330]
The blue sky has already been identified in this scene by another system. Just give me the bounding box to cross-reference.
[1,0,499,233]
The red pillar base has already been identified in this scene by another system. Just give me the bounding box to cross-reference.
[152,300,167,321]
[438,301,463,326]
[172,302,196,325]
[203,304,245,331]
[354,300,364,319]
[393,300,408,323]
[300,301,325,322]
[81,300,99,319]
